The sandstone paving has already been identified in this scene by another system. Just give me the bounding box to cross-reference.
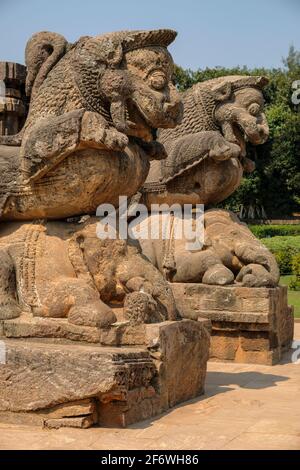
[222,433,300,451]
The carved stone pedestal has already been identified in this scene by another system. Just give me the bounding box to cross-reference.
[171,284,294,365]
[0,319,209,428]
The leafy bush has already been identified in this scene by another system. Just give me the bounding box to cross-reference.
[249,224,300,239]
[292,253,300,276]
[289,253,300,290]
[275,250,295,275]
[260,235,300,275]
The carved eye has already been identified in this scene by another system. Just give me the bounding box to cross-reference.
[149,72,167,90]
[248,103,261,116]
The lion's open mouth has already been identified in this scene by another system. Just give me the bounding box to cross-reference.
[232,123,247,157]
[125,99,154,141]
[233,121,268,148]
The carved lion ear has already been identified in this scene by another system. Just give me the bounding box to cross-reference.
[254,76,269,89]
[211,81,232,101]
[81,36,124,68]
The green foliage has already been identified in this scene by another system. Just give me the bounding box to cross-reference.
[260,235,300,275]
[249,224,300,238]
[280,275,300,317]
[174,64,265,91]
[292,253,300,276]
[174,46,300,217]
[289,253,300,290]
[275,250,295,275]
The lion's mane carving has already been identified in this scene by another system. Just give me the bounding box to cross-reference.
[143,75,269,206]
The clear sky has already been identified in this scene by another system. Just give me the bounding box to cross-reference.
[0,0,299,70]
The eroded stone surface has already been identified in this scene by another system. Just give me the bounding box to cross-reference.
[172,283,294,365]
[137,209,280,287]
[0,319,209,428]
[0,340,153,411]
[0,218,178,333]
[1,337,300,450]
[0,30,182,218]
[153,76,269,206]
[0,29,182,330]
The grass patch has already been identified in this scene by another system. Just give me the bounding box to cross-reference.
[280,275,300,318]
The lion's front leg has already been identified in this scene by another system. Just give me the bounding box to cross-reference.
[163,131,241,169]
[80,111,128,151]
[21,109,129,182]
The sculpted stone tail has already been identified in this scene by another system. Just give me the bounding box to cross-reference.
[25,31,70,100]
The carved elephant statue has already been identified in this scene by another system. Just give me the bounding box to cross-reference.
[135,209,279,287]
[0,219,178,325]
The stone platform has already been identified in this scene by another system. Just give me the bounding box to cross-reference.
[171,283,294,365]
[0,319,209,429]
[1,323,299,451]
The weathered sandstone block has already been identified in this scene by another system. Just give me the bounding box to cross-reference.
[171,283,294,365]
[0,319,209,428]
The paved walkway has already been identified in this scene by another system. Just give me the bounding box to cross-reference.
[1,323,300,450]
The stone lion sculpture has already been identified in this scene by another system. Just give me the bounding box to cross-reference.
[145,75,269,206]
[0,29,183,327]
[136,75,280,287]
[0,29,182,219]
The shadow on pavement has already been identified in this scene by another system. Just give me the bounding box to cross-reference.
[206,370,289,389]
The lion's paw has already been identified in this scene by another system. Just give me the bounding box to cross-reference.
[209,140,241,161]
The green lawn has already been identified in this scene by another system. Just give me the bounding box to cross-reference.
[280,275,300,318]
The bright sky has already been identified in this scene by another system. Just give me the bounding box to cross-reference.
[0,0,299,70]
